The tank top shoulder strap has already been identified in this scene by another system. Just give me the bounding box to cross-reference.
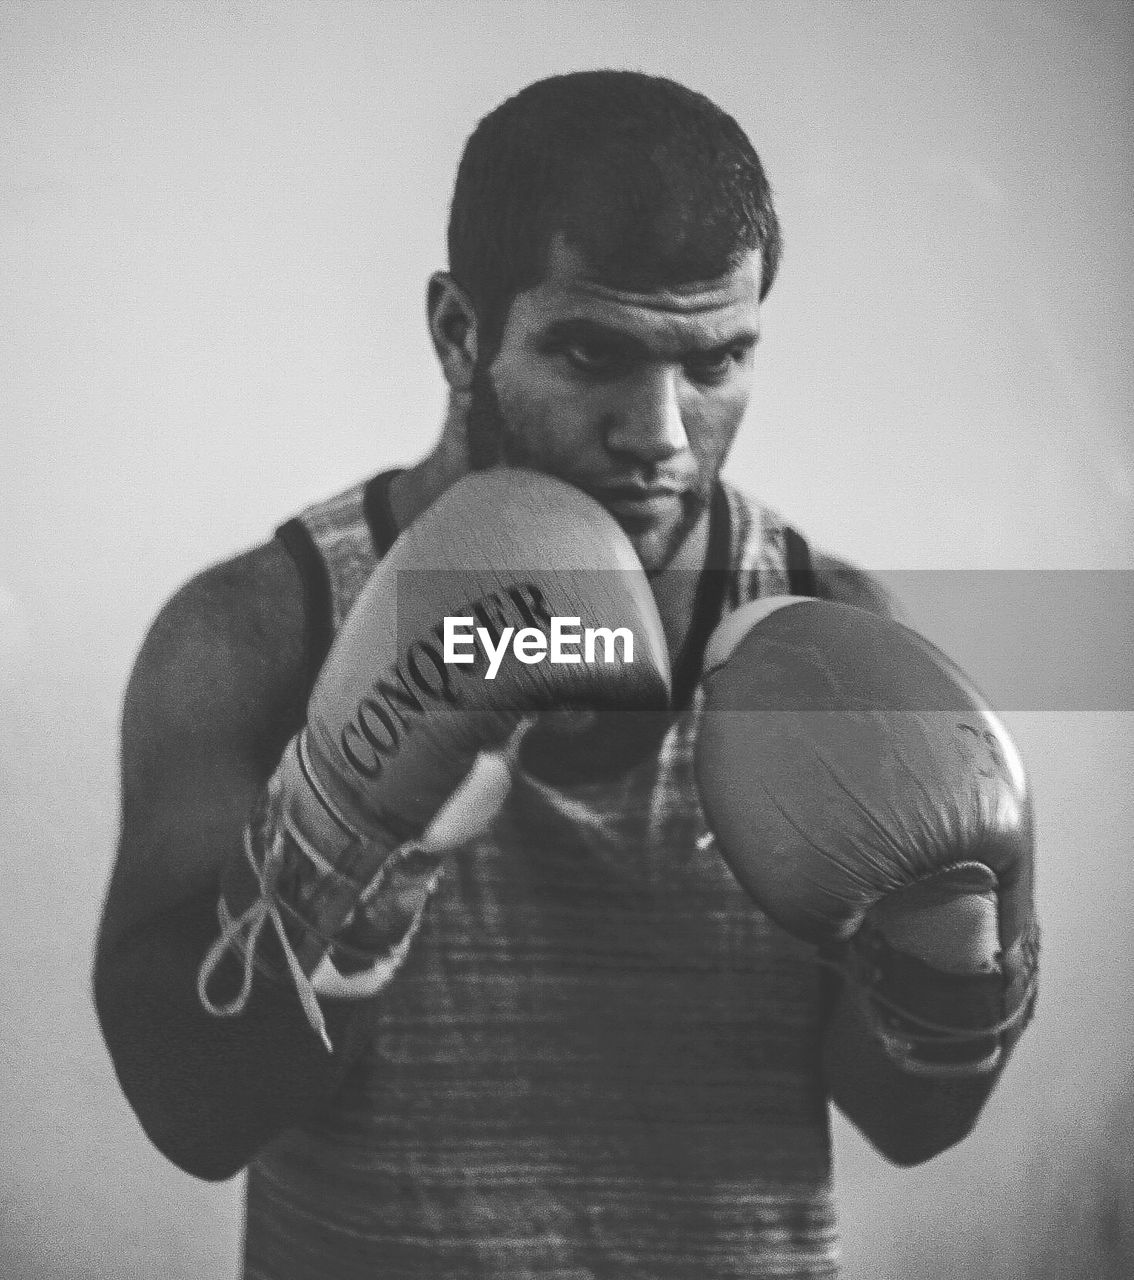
[720,480,822,606]
[274,469,404,694]
[668,482,820,707]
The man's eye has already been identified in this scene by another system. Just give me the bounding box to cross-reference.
[686,348,746,384]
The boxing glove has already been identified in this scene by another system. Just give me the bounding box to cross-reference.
[200,469,670,1046]
[696,596,1038,1076]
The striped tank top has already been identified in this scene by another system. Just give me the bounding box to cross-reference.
[243,473,840,1279]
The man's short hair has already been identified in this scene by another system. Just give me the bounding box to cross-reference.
[447,70,782,358]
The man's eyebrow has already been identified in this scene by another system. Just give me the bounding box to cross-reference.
[539,318,648,354]
[538,317,761,358]
[695,331,762,359]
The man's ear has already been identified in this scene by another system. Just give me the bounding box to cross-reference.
[427,272,479,391]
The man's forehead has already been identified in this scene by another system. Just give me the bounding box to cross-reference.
[527,236,761,319]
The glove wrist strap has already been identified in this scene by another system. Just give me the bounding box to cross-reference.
[822,916,1040,1078]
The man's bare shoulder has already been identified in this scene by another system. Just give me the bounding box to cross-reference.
[812,551,904,622]
[124,538,309,770]
[103,540,310,945]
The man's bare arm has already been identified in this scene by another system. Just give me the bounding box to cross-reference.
[93,543,375,1181]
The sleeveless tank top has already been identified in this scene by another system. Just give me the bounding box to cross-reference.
[244,473,840,1280]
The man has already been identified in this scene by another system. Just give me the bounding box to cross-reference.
[94,72,1037,1278]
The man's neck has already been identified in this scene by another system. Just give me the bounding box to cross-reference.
[387,436,468,532]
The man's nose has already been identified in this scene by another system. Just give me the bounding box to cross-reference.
[605,367,690,463]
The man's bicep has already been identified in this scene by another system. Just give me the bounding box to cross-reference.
[101,546,307,952]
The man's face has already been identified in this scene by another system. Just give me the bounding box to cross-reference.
[468,237,762,575]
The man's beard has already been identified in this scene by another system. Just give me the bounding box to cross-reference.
[466,363,531,471]
[464,362,711,576]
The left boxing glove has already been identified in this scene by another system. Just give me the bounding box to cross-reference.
[199,469,670,1047]
[696,596,1039,1077]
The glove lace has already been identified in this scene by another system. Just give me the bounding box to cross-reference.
[197,819,335,1052]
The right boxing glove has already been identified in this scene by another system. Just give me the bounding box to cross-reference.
[199,469,670,1047]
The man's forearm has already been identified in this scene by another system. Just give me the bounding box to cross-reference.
[93,889,372,1181]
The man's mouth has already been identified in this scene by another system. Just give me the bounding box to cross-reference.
[591,483,685,520]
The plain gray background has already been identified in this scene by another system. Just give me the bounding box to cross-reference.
[2,2,1132,1277]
